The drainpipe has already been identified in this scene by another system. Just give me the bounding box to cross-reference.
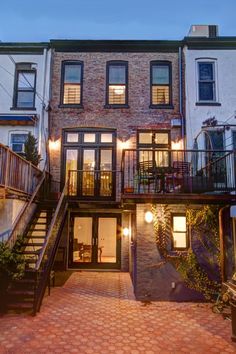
[38,47,49,170]
[219,205,230,282]
[179,46,185,149]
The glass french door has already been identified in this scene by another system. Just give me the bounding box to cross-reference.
[69,214,121,269]
[63,130,116,199]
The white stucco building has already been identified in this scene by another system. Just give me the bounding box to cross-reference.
[0,43,51,168]
[184,25,236,152]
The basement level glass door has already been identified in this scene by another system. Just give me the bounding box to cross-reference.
[69,214,121,269]
[63,130,116,199]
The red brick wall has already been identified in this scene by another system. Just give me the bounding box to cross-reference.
[49,50,182,182]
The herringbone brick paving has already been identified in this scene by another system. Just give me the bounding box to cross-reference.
[0,272,236,353]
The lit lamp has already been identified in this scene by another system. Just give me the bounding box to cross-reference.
[144,211,153,223]
[123,227,130,237]
[171,138,183,150]
[49,139,60,151]
[118,137,130,150]
[114,86,125,95]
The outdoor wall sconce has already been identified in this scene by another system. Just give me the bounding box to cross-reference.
[49,139,60,151]
[118,138,130,150]
[123,227,130,237]
[144,211,153,223]
[171,138,183,150]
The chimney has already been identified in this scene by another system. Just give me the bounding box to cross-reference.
[188,25,219,38]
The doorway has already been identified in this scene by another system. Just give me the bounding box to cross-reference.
[69,214,121,269]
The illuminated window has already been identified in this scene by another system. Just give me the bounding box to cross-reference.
[107,61,128,106]
[62,61,82,105]
[172,214,188,250]
[14,63,36,108]
[151,61,171,106]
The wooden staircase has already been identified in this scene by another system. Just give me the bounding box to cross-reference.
[7,203,55,312]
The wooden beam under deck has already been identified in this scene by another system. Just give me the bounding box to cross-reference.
[122,193,236,205]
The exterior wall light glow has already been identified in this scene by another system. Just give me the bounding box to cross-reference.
[118,139,130,150]
[145,211,153,223]
[171,139,183,150]
[49,139,60,151]
[123,227,130,236]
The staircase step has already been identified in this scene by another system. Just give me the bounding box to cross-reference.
[22,250,40,255]
[8,302,33,310]
[8,290,34,296]
[22,243,44,247]
[25,235,46,239]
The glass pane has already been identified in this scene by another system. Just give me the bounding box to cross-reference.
[66,149,78,195]
[11,134,28,143]
[18,72,35,89]
[152,66,169,84]
[73,217,92,263]
[154,133,169,145]
[139,132,152,144]
[173,232,187,248]
[100,150,112,196]
[17,91,34,107]
[101,133,113,143]
[82,150,95,196]
[84,133,96,143]
[199,63,213,81]
[12,144,24,152]
[152,86,169,105]
[98,218,117,263]
[67,133,79,143]
[199,82,214,101]
[108,85,126,104]
[109,65,126,84]
[155,150,169,167]
[63,84,81,104]
[64,64,81,83]
[139,150,153,162]
[173,216,186,232]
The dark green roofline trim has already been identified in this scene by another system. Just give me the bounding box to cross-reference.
[0,42,49,54]
[50,40,183,52]
[184,36,236,49]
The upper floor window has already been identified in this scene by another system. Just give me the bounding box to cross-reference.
[61,61,83,105]
[198,62,215,102]
[171,214,188,250]
[151,61,171,106]
[13,64,36,109]
[106,61,128,106]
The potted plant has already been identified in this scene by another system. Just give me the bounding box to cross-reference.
[0,238,25,314]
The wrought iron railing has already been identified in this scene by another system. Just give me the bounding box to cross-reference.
[0,143,42,195]
[121,149,236,195]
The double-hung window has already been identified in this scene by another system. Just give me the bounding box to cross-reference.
[106,61,128,106]
[61,61,83,105]
[14,64,36,109]
[151,61,171,106]
[198,62,215,102]
[171,214,188,250]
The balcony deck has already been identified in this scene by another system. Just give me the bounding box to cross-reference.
[121,149,236,204]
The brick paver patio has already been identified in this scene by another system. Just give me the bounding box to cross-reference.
[0,271,236,353]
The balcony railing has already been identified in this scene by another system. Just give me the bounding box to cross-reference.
[121,149,236,195]
[0,143,42,195]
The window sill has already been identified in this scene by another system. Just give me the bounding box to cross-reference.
[168,250,189,257]
[196,102,221,106]
[149,104,174,109]
[10,107,36,111]
[104,104,130,109]
[58,104,84,109]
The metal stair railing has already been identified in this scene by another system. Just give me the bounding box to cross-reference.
[33,181,68,315]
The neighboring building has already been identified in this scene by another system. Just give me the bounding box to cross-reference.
[0,42,51,167]
[184,25,236,283]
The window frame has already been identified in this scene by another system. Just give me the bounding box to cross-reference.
[198,61,216,102]
[105,60,129,108]
[13,68,36,110]
[150,61,172,108]
[171,213,189,251]
[60,60,84,107]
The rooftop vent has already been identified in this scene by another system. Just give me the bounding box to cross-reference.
[188,25,219,38]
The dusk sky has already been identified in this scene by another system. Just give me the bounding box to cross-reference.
[1,0,236,41]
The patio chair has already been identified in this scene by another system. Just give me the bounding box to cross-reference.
[137,160,158,193]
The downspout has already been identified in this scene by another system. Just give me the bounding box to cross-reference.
[179,46,185,149]
[219,205,230,282]
[39,47,49,170]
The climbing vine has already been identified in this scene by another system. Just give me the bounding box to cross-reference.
[152,204,221,301]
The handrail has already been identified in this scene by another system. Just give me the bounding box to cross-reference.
[7,172,46,248]
[35,180,68,270]
[33,181,68,314]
